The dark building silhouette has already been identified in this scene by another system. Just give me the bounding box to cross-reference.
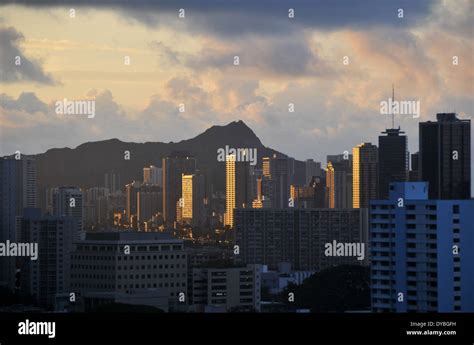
[289,176,326,208]
[19,208,77,309]
[353,143,378,208]
[104,171,121,193]
[419,113,471,199]
[234,208,369,271]
[162,152,197,224]
[262,154,295,208]
[409,152,420,182]
[378,128,408,199]
[0,156,37,290]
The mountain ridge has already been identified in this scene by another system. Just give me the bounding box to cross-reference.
[32,120,295,207]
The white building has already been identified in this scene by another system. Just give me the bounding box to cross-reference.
[71,232,187,311]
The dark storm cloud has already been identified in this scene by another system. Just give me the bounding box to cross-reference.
[4,0,435,36]
[0,26,55,84]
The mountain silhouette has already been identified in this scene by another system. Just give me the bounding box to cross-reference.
[33,120,294,205]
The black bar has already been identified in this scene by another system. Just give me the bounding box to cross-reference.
[0,313,473,345]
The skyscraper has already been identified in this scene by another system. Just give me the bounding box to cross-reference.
[143,165,162,187]
[125,181,141,225]
[84,187,109,228]
[326,158,352,209]
[419,113,471,199]
[162,153,197,224]
[19,208,77,309]
[309,176,326,208]
[0,155,37,289]
[370,182,474,312]
[305,159,322,185]
[52,186,84,237]
[181,173,206,226]
[137,185,162,227]
[378,128,408,199]
[262,154,295,208]
[409,152,420,182]
[225,155,250,227]
[104,171,121,194]
[353,143,378,209]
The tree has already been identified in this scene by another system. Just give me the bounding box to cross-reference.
[280,265,370,312]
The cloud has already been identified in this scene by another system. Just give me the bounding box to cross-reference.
[428,0,473,39]
[0,26,55,84]
[0,92,49,113]
[5,0,435,37]
[150,41,181,66]
[0,89,130,153]
[152,34,334,79]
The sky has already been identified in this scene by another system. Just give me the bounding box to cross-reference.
[0,0,473,175]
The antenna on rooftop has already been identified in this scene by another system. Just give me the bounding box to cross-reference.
[391,84,395,129]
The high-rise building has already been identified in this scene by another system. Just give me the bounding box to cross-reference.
[309,176,327,208]
[181,173,205,226]
[248,166,262,202]
[104,171,121,193]
[353,143,378,209]
[326,159,352,209]
[419,113,471,199]
[409,152,420,182]
[293,160,306,186]
[162,153,197,224]
[234,208,369,271]
[52,186,84,237]
[370,182,474,312]
[262,154,295,208]
[125,181,141,224]
[225,155,250,227]
[84,187,110,227]
[305,159,322,185]
[0,155,37,289]
[143,165,162,187]
[378,128,408,199]
[137,185,162,227]
[125,182,162,228]
[327,153,353,165]
[18,208,77,309]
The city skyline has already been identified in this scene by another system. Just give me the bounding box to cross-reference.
[0,1,472,172]
[0,1,473,343]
